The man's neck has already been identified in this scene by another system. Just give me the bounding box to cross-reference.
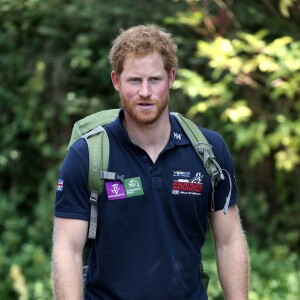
[123,111,171,163]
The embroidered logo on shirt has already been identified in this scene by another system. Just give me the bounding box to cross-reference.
[190,172,203,183]
[173,132,182,140]
[105,177,144,200]
[56,179,64,192]
[106,181,126,200]
[124,177,144,198]
[173,171,190,178]
[172,172,203,196]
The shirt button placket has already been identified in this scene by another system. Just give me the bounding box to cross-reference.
[142,154,153,173]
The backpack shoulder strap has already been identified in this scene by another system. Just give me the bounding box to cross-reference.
[82,126,110,239]
[68,108,120,150]
[171,112,222,177]
[79,110,126,239]
[68,109,119,240]
[172,113,231,213]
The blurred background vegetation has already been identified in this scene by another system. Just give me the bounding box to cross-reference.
[0,0,299,299]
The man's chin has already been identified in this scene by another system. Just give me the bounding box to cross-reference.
[135,115,158,125]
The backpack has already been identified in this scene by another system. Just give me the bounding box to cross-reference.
[68,108,229,291]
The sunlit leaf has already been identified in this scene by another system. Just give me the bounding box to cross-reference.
[223,100,252,123]
[279,0,297,17]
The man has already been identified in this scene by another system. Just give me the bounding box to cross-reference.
[52,24,249,299]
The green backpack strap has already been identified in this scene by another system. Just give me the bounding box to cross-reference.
[172,113,231,214]
[68,108,120,150]
[82,125,125,240]
[82,126,110,239]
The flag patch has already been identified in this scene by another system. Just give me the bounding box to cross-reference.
[56,179,64,192]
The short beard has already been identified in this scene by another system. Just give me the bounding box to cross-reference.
[120,93,169,125]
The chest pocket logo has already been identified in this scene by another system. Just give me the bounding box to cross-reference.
[124,177,144,198]
[106,177,144,200]
[172,172,204,196]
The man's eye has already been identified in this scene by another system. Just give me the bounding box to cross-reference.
[150,77,161,83]
[130,78,141,83]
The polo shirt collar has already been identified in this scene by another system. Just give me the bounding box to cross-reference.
[110,109,190,147]
[169,113,190,146]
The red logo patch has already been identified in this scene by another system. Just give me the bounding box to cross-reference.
[172,181,203,193]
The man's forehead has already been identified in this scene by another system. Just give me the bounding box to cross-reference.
[124,50,163,62]
[124,51,164,66]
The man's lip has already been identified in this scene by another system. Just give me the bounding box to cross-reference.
[137,103,155,109]
[137,103,155,106]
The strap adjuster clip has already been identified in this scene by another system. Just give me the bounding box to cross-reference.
[100,171,125,182]
[89,191,98,205]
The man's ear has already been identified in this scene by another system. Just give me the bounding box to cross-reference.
[111,71,120,91]
[168,68,176,89]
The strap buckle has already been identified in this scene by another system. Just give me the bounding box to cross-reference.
[89,191,98,205]
[100,171,124,182]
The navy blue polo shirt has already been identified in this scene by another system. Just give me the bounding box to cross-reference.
[55,110,238,300]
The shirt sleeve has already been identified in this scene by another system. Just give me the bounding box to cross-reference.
[54,138,90,220]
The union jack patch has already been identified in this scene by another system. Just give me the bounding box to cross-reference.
[56,179,64,192]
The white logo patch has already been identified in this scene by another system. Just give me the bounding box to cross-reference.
[173,132,182,140]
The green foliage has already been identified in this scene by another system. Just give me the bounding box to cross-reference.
[279,0,298,17]
[190,31,300,170]
[203,232,300,300]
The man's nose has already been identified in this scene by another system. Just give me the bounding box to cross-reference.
[138,81,152,98]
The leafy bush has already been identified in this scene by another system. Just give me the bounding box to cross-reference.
[203,232,300,300]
